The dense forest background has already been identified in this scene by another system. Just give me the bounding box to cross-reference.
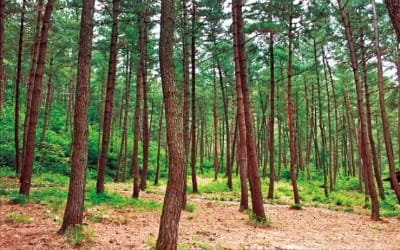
[1,0,400,247]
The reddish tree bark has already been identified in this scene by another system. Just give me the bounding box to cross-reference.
[58,0,95,234]
[374,0,400,203]
[286,2,300,204]
[386,0,400,43]
[97,0,120,194]
[139,0,149,191]
[338,0,379,220]
[14,0,26,175]
[22,0,43,164]
[19,0,54,195]
[190,0,198,194]
[156,0,186,248]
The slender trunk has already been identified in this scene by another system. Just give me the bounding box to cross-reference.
[314,38,328,197]
[232,2,248,212]
[287,5,300,204]
[97,0,120,194]
[267,32,275,199]
[140,0,149,191]
[15,0,26,175]
[154,103,164,185]
[22,0,43,165]
[373,0,400,203]
[20,0,54,195]
[115,49,132,182]
[39,66,53,148]
[0,0,5,111]
[359,27,385,200]
[338,0,379,220]
[233,0,265,220]
[58,0,95,233]
[190,0,198,193]
[213,68,219,181]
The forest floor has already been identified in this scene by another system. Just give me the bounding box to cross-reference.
[1,180,400,249]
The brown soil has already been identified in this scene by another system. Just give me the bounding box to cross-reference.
[1,188,400,249]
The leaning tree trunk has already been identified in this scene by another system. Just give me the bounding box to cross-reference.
[97,0,120,194]
[338,0,379,220]
[156,0,186,248]
[22,0,43,165]
[14,0,26,175]
[58,0,95,234]
[386,0,400,43]
[359,28,385,200]
[19,0,54,195]
[233,0,265,220]
[375,0,400,203]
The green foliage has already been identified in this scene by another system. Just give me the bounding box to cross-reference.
[184,203,196,212]
[5,212,33,224]
[9,192,28,205]
[85,190,161,211]
[63,224,96,246]
[30,187,68,212]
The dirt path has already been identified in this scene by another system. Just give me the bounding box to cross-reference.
[1,190,400,250]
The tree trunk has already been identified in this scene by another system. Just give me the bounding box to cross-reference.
[190,0,198,193]
[15,0,26,175]
[97,0,120,194]
[213,68,219,181]
[58,0,95,233]
[115,48,132,182]
[232,0,265,220]
[0,0,5,112]
[359,27,385,200]
[287,4,300,204]
[154,103,164,185]
[267,32,275,199]
[337,0,379,220]
[22,0,43,165]
[139,0,149,191]
[374,0,400,203]
[156,0,186,248]
[386,0,400,43]
[20,0,54,195]
[39,59,54,148]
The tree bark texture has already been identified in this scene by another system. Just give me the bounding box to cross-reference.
[386,0,400,42]
[58,0,95,234]
[374,0,400,203]
[14,0,25,175]
[337,0,379,220]
[20,0,54,195]
[156,0,186,248]
[97,0,120,194]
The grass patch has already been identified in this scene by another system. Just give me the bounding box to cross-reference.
[63,224,96,246]
[5,212,33,224]
[85,190,161,211]
[184,203,196,212]
[9,192,28,205]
